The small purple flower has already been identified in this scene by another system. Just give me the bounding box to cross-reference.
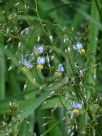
[34,45,44,55]
[73,42,83,51]
[58,64,64,72]
[22,59,33,69]
[73,42,86,55]
[37,57,46,65]
[71,103,82,110]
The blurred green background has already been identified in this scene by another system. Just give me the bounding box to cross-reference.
[0,0,102,136]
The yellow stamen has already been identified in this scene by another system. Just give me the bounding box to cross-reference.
[22,67,29,73]
[79,49,86,56]
[35,52,40,56]
[37,64,43,70]
[73,109,80,115]
[55,70,62,76]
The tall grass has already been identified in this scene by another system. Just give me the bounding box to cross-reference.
[0,0,102,136]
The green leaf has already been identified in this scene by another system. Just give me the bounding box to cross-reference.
[0,43,5,100]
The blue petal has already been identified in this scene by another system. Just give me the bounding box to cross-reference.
[22,59,33,69]
[34,45,44,54]
[37,57,46,65]
[58,64,64,72]
[73,42,83,51]
[71,103,82,110]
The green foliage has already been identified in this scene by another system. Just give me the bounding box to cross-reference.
[0,0,102,136]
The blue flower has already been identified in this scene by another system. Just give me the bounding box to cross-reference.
[58,64,64,72]
[22,59,33,72]
[73,42,83,51]
[71,103,82,115]
[34,45,44,55]
[22,59,33,69]
[55,64,64,76]
[37,57,46,69]
[73,42,86,55]
[37,57,46,65]
[71,103,82,110]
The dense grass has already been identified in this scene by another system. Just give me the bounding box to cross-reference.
[0,0,102,136]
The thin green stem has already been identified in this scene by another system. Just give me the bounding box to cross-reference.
[95,0,102,22]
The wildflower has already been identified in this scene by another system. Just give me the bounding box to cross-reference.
[34,45,44,56]
[71,103,82,115]
[73,42,86,55]
[55,64,64,76]
[22,59,33,72]
[37,56,46,70]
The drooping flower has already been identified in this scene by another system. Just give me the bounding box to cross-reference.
[71,103,82,115]
[22,59,33,72]
[34,45,44,56]
[73,42,86,55]
[37,56,46,70]
[55,64,64,76]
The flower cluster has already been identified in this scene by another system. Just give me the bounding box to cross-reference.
[34,45,46,70]
[71,103,83,115]
[21,41,86,75]
[21,40,85,122]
